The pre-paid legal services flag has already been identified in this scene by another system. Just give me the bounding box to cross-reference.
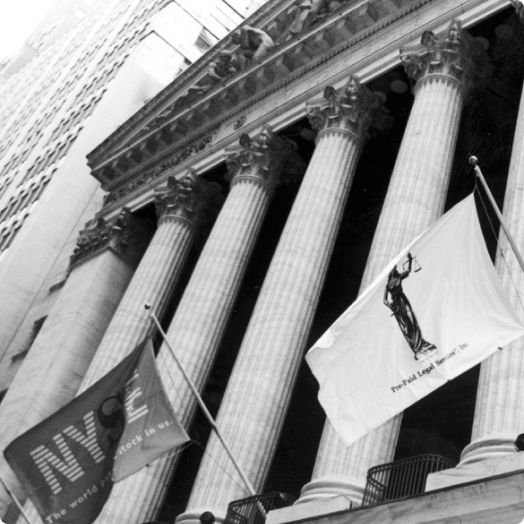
[4,339,189,524]
[307,193,524,447]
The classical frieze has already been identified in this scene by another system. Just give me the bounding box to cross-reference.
[70,208,153,268]
[400,19,491,91]
[102,130,217,207]
[306,76,388,139]
[226,125,305,190]
[88,0,420,184]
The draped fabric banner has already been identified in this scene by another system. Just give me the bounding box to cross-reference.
[4,339,189,524]
[307,193,524,447]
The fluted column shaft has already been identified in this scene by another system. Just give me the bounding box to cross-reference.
[80,170,210,390]
[98,127,297,524]
[0,209,151,519]
[461,18,524,463]
[180,78,384,523]
[301,20,481,504]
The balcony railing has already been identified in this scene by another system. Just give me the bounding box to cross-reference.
[224,492,296,524]
[362,454,456,506]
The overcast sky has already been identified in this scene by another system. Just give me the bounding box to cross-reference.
[0,0,57,59]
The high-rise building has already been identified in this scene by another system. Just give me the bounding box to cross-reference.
[2,0,524,524]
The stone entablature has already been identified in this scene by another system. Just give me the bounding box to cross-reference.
[87,0,421,192]
[86,0,509,212]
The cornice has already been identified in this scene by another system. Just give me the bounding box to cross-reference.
[88,0,425,193]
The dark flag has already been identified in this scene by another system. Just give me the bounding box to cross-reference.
[4,339,189,524]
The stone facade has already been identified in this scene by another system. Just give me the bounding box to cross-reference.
[4,1,524,524]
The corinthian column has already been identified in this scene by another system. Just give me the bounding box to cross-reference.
[299,20,484,507]
[80,169,214,389]
[178,77,385,524]
[428,2,524,486]
[97,126,301,524]
[0,209,152,517]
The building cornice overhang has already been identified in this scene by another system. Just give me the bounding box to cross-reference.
[88,0,511,212]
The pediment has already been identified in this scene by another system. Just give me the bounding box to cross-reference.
[87,0,416,208]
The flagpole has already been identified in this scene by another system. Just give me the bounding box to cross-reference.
[146,306,258,498]
[0,472,34,524]
[469,156,524,276]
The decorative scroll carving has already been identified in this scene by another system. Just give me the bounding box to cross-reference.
[400,19,491,91]
[225,125,305,190]
[155,170,224,229]
[104,132,217,207]
[234,116,247,130]
[306,76,387,138]
[71,208,153,268]
[155,170,201,220]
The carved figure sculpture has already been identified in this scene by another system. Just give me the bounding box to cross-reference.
[231,25,275,67]
[187,51,240,96]
[284,0,330,41]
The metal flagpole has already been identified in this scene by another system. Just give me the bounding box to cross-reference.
[146,305,258,498]
[469,156,524,276]
[0,472,34,524]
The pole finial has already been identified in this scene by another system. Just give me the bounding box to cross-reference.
[469,155,478,166]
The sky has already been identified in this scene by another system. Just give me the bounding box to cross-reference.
[0,0,57,59]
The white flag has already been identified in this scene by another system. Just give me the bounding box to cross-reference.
[306,193,524,447]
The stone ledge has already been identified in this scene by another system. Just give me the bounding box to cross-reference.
[267,470,524,524]
[426,451,524,492]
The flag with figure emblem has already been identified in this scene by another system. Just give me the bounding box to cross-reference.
[307,193,524,447]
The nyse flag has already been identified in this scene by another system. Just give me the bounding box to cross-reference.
[4,339,189,524]
[307,193,524,447]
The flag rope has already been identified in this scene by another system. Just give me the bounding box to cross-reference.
[475,185,524,317]
[0,471,34,524]
[146,307,259,499]
[470,156,524,276]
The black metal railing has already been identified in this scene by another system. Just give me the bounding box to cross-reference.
[362,454,456,506]
[224,492,296,524]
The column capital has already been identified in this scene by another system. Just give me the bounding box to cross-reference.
[70,208,152,268]
[400,20,489,93]
[155,169,217,225]
[225,125,304,190]
[306,76,386,139]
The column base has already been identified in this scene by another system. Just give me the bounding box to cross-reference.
[426,437,524,492]
[297,476,365,505]
[176,507,226,524]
